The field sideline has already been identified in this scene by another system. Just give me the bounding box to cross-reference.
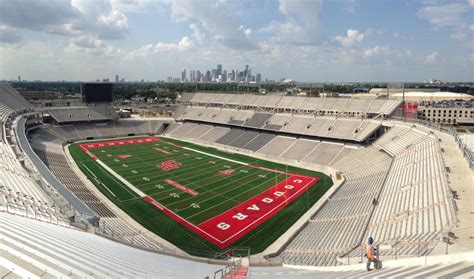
[70,136,333,255]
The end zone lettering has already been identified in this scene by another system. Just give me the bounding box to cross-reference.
[196,175,319,248]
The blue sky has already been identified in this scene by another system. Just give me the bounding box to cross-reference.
[0,0,472,82]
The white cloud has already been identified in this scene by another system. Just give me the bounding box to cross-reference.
[189,23,205,44]
[65,36,121,56]
[71,0,129,39]
[424,51,438,63]
[99,10,128,30]
[469,0,474,7]
[171,0,256,50]
[127,36,193,58]
[417,3,470,29]
[239,26,252,40]
[334,29,364,47]
[0,0,79,30]
[275,0,323,45]
[0,0,129,40]
[363,45,389,58]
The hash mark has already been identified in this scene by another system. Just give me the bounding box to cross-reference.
[170,193,180,198]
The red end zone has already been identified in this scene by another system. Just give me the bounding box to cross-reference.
[79,137,159,160]
[143,174,319,249]
[79,137,158,150]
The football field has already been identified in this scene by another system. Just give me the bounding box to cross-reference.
[70,136,332,253]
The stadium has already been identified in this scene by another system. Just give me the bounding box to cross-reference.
[0,82,473,278]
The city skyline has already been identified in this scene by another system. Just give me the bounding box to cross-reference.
[0,0,473,82]
[176,64,263,83]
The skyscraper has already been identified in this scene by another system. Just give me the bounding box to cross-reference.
[18,76,21,82]
[217,64,222,76]
[181,69,187,82]
[115,75,119,83]
[197,70,202,82]
[211,69,217,81]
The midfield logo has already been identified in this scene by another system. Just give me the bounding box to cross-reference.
[158,160,183,171]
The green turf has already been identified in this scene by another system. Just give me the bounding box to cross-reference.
[69,136,333,256]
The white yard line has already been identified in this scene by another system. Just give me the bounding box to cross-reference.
[81,163,97,179]
[182,147,249,166]
[93,177,117,198]
[95,159,146,198]
[82,161,136,198]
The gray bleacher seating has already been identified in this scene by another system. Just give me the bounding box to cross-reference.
[302,142,344,165]
[228,131,260,148]
[178,106,381,142]
[215,128,246,145]
[281,139,319,160]
[47,106,118,123]
[367,138,456,245]
[244,113,273,128]
[30,128,164,249]
[0,212,220,278]
[281,146,393,266]
[0,83,32,110]
[243,133,276,151]
[258,136,297,157]
[197,126,231,142]
[182,93,402,116]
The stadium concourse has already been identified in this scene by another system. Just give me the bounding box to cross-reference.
[0,83,472,278]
